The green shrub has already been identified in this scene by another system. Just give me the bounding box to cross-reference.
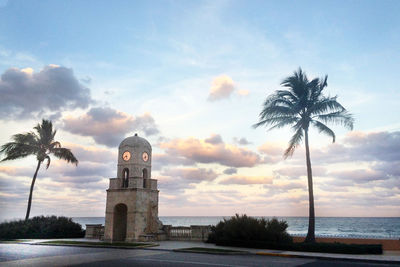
[207,214,292,244]
[0,216,85,239]
[207,214,382,255]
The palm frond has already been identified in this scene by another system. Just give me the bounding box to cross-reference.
[266,98,295,109]
[311,120,335,142]
[309,76,325,103]
[316,111,354,130]
[281,76,308,99]
[267,117,300,131]
[273,90,299,103]
[52,148,78,166]
[284,127,303,158]
[11,132,39,146]
[49,141,61,150]
[44,155,51,169]
[309,96,346,116]
[259,105,297,119]
[319,75,328,89]
[252,116,299,131]
[34,119,54,146]
[0,143,39,161]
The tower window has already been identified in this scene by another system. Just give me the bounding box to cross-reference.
[122,168,129,188]
[142,168,148,188]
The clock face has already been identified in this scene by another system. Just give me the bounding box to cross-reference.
[122,151,131,161]
[142,152,149,162]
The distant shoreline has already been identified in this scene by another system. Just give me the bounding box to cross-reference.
[70,216,400,240]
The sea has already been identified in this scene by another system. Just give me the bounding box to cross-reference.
[72,216,400,239]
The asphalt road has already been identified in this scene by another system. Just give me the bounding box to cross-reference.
[0,244,396,267]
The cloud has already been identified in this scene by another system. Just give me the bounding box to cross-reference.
[64,143,116,163]
[0,166,32,177]
[157,167,218,197]
[274,166,327,179]
[161,168,218,182]
[270,181,307,191]
[258,142,286,163]
[207,75,235,101]
[219,175,273,185]
[309,131,400,164]
[223,167,237,175]
[63,107,159,147]
[205,134,223,144]
[45,161,113,179]
[343,131,400,162]
[237,89,249,96]
[152,153,195,170]
[233,137,251,145]
[159,136,261,167]
[0,65,92,119]
[327,169,389,184]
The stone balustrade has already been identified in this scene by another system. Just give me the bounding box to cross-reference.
[85,224,211,242]
[109,178,157,190]
[163,225,211,241]
[85,224,104,239]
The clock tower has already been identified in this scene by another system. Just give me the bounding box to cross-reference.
[104,134,161,242]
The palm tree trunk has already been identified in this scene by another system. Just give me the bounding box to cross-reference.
[304,128,316,243]
[25,160,41,221]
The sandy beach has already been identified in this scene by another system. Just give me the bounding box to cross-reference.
[293,236,400,251]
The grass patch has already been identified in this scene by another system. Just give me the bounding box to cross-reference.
[0,239,23,243]
[39,240,157,248]
[175,247,248,254]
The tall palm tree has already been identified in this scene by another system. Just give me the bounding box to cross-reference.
[253,68,354,242]
[0,119,78,221]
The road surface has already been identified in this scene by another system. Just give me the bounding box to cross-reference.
[0,244,395,267]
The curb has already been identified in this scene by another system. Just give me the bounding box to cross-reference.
[256,252,296,258]
[173,248,250,255]
[31,242,159,250]
[255,251,400,265]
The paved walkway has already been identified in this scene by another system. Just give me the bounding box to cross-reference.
[19,239,400,264]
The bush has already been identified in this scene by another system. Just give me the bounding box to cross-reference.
[207,214,292,244]
[206,214,382,254]
[0,215,85,239]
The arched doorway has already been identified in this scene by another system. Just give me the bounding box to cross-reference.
[142,168,148,188]
[113,203,127,241]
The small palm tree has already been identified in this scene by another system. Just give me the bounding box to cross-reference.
[0,119,78,221]
[253,68,354,242]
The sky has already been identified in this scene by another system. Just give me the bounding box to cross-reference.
[0,0,399,221]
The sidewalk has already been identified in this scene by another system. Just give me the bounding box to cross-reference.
[23,239,400,264]
[150,240,400,264]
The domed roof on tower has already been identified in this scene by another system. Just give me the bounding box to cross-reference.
[119,133,151,150]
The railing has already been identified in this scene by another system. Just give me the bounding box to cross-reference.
[290,233,400,240]
[163,225,211,241]
[86,224,210,241]
[85,224,104,239]
[170,226,192,238]
[108,177,157,190]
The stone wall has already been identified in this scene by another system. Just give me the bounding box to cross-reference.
[86,224,211,242]
[85,224,104,239]
[103,187,159,242]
